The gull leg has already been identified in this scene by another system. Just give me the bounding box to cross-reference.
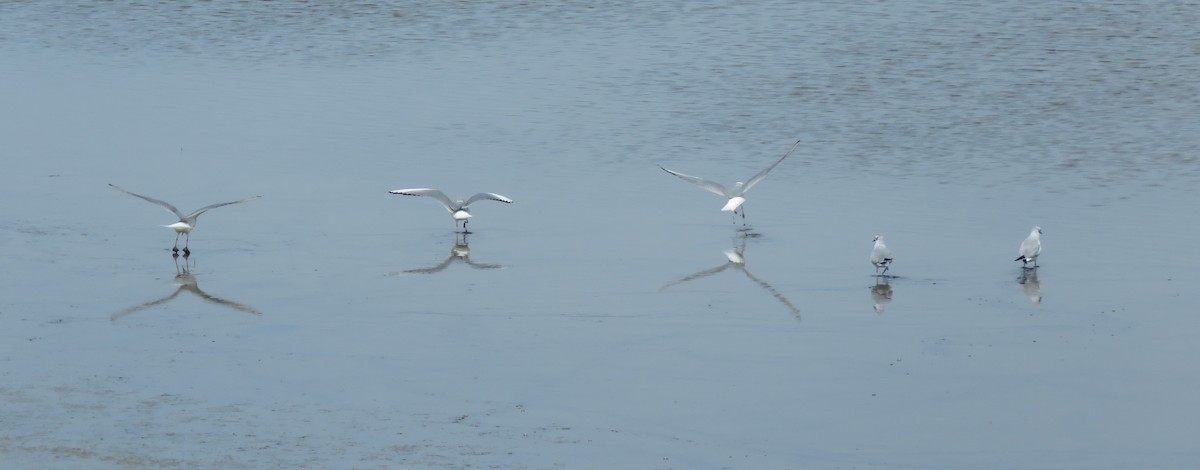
[463,219,470,234]
[172,233,181,253]
[183,233,191,256]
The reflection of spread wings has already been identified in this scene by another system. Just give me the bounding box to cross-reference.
[404,257,455,274]
[660,252,800,319]
[404,234,502,274]
[405,255,502,274]
[464,259,501,270]
[739,267,800,317]
[184,285,262,315]
[111,270,261,320]
[659,264,734,291]
[111,289,185,320]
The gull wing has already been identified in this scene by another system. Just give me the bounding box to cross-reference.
[658,165,729,197]
[464,192,513,206]
[109,184,185,219]
[390,188,457,212]
[738,139,801,196]
[184,196,261,220]
[1019,236,1041,259]
[871,243,893,266]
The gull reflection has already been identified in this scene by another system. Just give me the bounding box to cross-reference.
[870,277,893,314]
[111,254,261,320]
[661,235,800,318]
[404,232,501,274]
[1017,268,1042,304]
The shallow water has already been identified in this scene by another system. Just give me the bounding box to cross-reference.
[2,1,1199,468]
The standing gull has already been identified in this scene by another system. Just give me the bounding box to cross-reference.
[658,139,801,222]
[871,235,894,276]
[109,184,260,254]
[1015,226,1042,268]
[388,188,513,232]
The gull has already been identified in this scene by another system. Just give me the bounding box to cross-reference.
[871,235,894,276]
[1015,226,1042,268]
[388,188,513,232]
[109,184,260,254]
[658,139,801,222]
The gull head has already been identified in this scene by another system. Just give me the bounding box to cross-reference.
[873,235,884,243]
[1032,226,1042,235]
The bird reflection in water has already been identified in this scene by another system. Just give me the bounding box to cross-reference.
[404,232,501,274]
[660,234,800,319]
[1017,268,1042,304]
[111,253,262,320]
[870,277,893,314]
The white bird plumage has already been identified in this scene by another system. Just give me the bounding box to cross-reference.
[109,184,260,253]
[659,139,801,220]
[1015,226,1042,268]
[871,235,894,276]
[389,188,513,232]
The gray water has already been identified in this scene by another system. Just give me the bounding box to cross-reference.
[3,1,1199,468]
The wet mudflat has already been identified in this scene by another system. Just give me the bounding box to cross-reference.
[2,1,1199,468]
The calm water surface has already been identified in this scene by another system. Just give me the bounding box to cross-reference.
[2,1,1199,468]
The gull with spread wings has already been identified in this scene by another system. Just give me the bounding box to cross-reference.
[388,188,513,233]
[659,140,800,222]
[109,184,260,254]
